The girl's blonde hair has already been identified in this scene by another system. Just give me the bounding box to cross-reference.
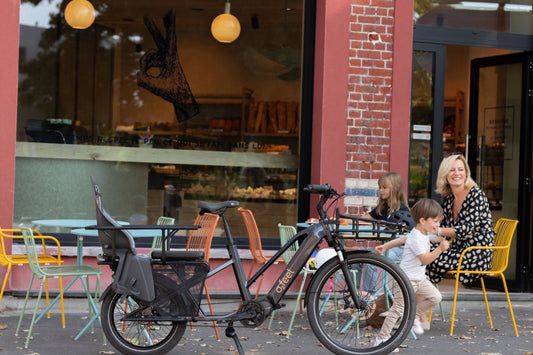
[376,172,408,215]
[435,154,477,196]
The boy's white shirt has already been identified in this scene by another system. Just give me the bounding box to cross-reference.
[399,227,430,281]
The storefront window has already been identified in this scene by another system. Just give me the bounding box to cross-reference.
[415,1,533,36]
[16,0,304,241]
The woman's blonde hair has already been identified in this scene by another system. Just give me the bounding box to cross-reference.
[435,154,477,196]
[376,172,408,215]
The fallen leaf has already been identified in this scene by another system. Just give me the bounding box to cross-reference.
[0,325,7,330]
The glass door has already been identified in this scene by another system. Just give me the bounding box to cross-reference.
[469,53,532,288]
[409,43,445,204]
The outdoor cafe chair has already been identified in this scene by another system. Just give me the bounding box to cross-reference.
[15,226,102,348]
[447,218,519,336]
[0,228,63,319]
[238,208,284,298]
[186,212,220,340]
[268,223,316,338]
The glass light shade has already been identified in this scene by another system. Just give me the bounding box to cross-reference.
[65,0,95,29]
[211,13,241,43]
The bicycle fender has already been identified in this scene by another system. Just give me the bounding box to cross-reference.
[100,283,115,303]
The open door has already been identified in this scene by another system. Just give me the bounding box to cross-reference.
[469,52,533,291]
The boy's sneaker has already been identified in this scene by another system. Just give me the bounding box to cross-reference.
[420,319,430,331]
[412,318,425,335]
[374,336,399,353]
[379,310,390,317]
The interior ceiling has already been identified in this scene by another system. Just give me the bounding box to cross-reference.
[95,0,303,30]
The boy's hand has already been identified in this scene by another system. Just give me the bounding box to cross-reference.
[438,238,449,251]
[375,245,385,254]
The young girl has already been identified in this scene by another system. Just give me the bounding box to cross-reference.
[360,172,410,295]
[363,172,410,221]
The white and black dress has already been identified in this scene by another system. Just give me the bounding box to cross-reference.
[426,186,495,286]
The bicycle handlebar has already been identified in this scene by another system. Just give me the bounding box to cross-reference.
[304,183,338,196]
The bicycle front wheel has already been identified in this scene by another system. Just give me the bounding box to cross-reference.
[307,251,415,355]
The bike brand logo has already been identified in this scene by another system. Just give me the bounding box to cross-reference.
[275,268,296,293]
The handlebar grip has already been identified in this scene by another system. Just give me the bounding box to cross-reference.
[304,183,332,194]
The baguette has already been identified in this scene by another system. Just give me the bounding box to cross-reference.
[277,102,286,131]
[247,101,258,132]
[268,102,278,133]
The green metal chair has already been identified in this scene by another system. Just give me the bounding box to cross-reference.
[268,224,316,338]
[16,226,103,348]
[149,216,175,256]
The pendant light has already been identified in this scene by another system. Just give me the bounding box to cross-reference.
[65,0,95,29]
[211,0,241,43]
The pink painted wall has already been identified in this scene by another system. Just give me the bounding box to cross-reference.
[310,0,351,214]
[0,0,19,282]
[390,0,414,184]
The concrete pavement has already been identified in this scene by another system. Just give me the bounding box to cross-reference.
[1,290,533,355]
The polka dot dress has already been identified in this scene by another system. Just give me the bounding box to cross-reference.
[426,186,495,286]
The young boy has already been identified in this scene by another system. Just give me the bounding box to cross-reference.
[374,198,449,349]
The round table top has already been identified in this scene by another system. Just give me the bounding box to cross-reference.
[71,228,162,238]
[32,219,129,228]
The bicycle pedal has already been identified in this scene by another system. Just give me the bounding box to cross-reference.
[274,303,286,310]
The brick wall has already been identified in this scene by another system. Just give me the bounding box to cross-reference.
[345,0,395,216]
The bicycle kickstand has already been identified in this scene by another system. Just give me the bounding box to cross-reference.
[225,323,245,355]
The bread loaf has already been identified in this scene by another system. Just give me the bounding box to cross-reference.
[247,101,258,132]
[277,102,286,131]
[268,102,277,133]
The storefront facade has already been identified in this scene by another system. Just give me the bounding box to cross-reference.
[1,0,531,295]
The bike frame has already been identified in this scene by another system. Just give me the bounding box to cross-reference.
[193,192,360,323]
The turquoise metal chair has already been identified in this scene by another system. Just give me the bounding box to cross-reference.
[15,226,103,348]
[149,216,175,256]
[268,224,316,338]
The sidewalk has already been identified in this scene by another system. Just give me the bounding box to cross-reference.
[1,287,533,354]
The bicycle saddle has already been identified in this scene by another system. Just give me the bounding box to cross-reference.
[198,200,240,213]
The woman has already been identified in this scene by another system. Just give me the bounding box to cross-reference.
[426,154,495,286]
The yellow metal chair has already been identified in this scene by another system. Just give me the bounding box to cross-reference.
[0,228,63,319]
[447,218,519,336]
[15,226,102,348]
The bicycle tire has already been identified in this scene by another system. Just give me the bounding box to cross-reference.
[307,251,416,355]
[101,273,187,355]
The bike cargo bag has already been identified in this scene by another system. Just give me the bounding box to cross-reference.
[115,253,155,302]
[151,261,209,317]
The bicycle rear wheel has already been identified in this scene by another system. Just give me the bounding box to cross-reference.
[307,251,415,355]
[101,273,187,355]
